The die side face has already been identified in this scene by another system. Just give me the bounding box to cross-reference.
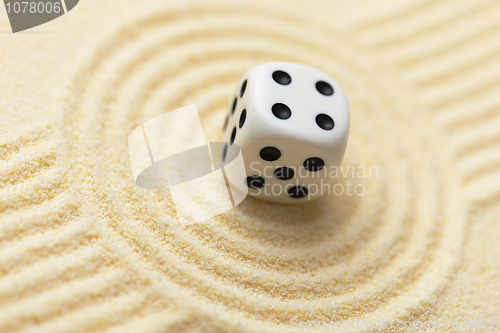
[222,62,349,204]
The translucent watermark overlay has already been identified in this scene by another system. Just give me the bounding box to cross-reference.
[127,105,378,220]
[127,105,248,223]
[250,163,378,180]
[248,161,378,200]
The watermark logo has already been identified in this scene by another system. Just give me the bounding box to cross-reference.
[3,0,79,33]
[127,105,248,223]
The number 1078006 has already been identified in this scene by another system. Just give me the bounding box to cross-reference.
[5,1,62,14]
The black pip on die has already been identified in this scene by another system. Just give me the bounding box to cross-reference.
[222,62,349,203]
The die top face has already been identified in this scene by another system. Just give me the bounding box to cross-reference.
[244,62,349,154]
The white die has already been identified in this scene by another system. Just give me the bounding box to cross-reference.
[222,62,349,203]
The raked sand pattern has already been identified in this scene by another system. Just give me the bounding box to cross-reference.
[0,0,499,332]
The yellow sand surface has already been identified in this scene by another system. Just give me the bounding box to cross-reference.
[1,0,499,332]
